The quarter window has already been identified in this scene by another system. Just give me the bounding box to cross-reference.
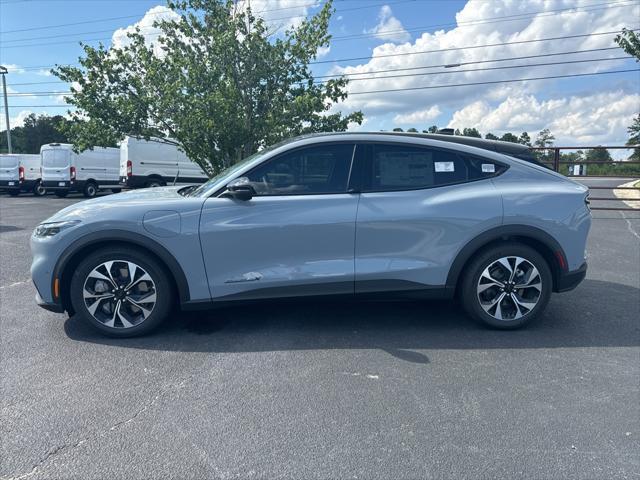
[364,144,504,191]
[245,143,355,195]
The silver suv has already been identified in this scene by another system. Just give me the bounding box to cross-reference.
[31,133,591,337]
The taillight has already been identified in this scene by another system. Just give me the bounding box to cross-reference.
[70,166,76,181]
[18,166,24,182]
[126,160,132,177]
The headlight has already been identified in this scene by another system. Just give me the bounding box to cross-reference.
[34,220,81,238]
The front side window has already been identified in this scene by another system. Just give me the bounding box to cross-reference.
[245,143,355,195]
[363,144,505,191]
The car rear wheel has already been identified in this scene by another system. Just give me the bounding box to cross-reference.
[83,182,98,198]
[70,247,173,337]
[33,182,46,196]
[460,243,552,329]
[146,179,164,188]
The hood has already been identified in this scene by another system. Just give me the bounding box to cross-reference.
[45,186,190,223]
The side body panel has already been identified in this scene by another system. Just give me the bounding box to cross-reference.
[75,147,120,185]
[355,179,503,290]
[199,195,359,300]
[492,162,591,271]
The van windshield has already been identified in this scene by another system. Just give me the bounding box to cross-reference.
[42,150,69,168]
[0,156,18,168]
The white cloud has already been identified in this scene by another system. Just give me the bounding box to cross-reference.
[316,45,331,59]
[448,91,640,145]
[3,64,25,74]
[394,105,441,124]
[111,5,180,54]
[35,69,53,77]
[333,0,639,118]
[364,5,410,43]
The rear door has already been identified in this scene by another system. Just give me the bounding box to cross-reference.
[41,146,70,184]
[0,155,19,184]
[199,142,359,300]
[354,142,504,292]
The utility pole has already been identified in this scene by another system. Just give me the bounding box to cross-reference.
[0,65,12,154]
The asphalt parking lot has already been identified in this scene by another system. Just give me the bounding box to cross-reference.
[1,185,639,480]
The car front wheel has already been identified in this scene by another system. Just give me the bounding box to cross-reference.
[70,247,173,337]
[460,243,552,329]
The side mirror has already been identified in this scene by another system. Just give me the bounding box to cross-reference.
[224,177,255,201]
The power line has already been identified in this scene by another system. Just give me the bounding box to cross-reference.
[3,68,638,108]
[347,68,640,95]
[310,29,639,64]
[1,1,635,48]
[7,46,624,86]
[8,29,636,73]
[8,56,633,95]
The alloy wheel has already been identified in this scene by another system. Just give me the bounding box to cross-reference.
[476,256,542,321]
[82,260,157,328]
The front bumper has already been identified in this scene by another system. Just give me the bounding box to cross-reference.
[556,262,587,292]
[35,291,65,313]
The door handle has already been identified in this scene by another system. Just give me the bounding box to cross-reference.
[347,188,360,194]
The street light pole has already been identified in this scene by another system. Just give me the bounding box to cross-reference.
[0,65,12,154]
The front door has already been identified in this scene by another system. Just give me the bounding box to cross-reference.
[199,142,359,301]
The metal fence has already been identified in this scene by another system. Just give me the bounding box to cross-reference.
[530,146,639,212]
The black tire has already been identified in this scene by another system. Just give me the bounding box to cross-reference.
[146,178,164,188]
[33,182,46,197]
[111,188,122,194]
[54,190,68,198]
[460,242,552,329]
[83,182,98,198]
[7,189,19,197]
[70,246,173,337]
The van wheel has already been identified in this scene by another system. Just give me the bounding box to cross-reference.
[83,182,98,198]
[146,179,164,188]
[70,247,173,337]
[33,182,46,197]
[54,190,68,198]
[7,189,20,197]
[111,188,122,194]
[460,243,552,329]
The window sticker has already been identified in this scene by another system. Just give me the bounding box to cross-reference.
[434,161,455,172]
[481,163,496,173]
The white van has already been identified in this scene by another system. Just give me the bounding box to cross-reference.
[119,137,208,188]
[41,143,120,198]
[0,154,45,196]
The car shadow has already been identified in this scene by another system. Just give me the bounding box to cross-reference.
[64,279,639,358]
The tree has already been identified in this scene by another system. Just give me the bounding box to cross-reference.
[627,114,640,160]
[615,29,640,161]
[462,127,481,138]
[407,127,418,133]
[426,125,438,133]
[54,0,362,174]
[534,129,555,148]
[454,128,461,135]
[392,127,404,132]
[485,132,499,140]
[0,114,75,154]
[518,132,531,146]
[584,147,613,163]
[500,132,519,143]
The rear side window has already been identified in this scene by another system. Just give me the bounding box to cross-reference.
[245,143,355,195]
[362,144,505,192]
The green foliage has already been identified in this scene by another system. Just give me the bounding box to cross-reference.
[626,114,640,160]
[53,0,362,175]
[0,114,76,154]
[454,128,461,135]
[426,125,438,133]
[500,132,519,143]
[407,127,418,133]
[518,132,531,146]
[462,127,481,138]
[392,127,404,132]
[615,28,640,61]
[484,132,499,140]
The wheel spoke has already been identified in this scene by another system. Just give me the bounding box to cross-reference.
[126,296,154,319]
[496,257,513,280]
[103,300,120,328]
[87,269,116,288]
[117,307,134,328]
[510,293,538,312]
[126,272,152,290]
[83,288,114,300]
[515,265,540,289]
[126,262,138,287]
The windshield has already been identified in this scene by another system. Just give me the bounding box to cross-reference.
[187,140,291,197]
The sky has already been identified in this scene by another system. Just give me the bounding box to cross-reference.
[1,0,639,148]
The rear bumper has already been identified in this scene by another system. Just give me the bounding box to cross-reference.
[120,175,148,188]
[43,180,79,191]
[0,179,21,189]
[555,262,587,293]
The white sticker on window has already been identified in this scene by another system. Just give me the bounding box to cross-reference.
[434,161,454,172]
[482,163,496,173]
